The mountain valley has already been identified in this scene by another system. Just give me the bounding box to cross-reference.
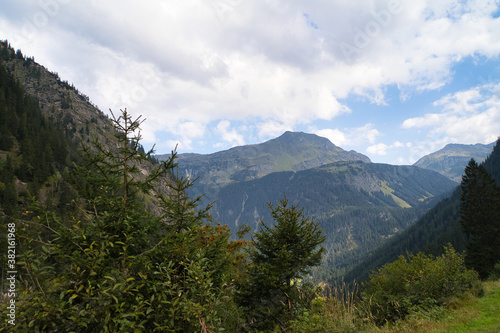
[156,132,463,278]
[1,38,497,286]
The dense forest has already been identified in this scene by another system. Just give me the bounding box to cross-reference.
[345,138,500,285]
[1,40,499,332]
[213,161,456,279]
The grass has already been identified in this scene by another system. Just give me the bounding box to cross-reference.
[379,181,412,208]
[436,280,500,333]
[366,280,500,333]
[292,280,500,333]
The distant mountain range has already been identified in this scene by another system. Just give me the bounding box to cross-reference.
[413,142,495,182]
[157,131,370,203]
[159,132,459,278]
[2,38,493,283]
[214,159,457,277]
[346,139,499,284]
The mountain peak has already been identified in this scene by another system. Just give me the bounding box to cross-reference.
[414,141,495,182]
[266,131,368,160]
[247,131,370,164]
[275,131,334,146]
[156,131,370,203]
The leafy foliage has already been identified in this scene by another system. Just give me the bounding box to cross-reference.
[363,246,481,325]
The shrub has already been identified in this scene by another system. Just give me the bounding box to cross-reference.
[488,262,500,281]
[363,245,481,325]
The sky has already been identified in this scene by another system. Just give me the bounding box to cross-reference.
[1,0,500,164]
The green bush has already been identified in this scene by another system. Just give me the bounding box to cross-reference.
[363,245,481,325]
[488,262,500,281]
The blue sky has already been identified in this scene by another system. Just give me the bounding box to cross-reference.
[1,0,499,164]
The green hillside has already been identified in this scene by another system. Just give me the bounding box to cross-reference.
[0,48,79,214]
[157,131,370,204]
[213,160,457,278]
[346,139,500,284]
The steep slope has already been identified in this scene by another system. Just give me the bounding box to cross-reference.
[0,41,114,149]
[0,56,80,213]
[346,139,500,284]
[157,131,370,203]
[213,160,457,277]
[0,41,166,208]
[414,142,495,182]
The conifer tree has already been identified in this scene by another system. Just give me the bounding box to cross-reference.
[238,196,325,332]
[0,155,17,216]
[9,109,246,332]
[459,158,500,279]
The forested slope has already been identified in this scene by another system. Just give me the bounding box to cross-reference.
[345,139,500,284]
[213,160,457,278]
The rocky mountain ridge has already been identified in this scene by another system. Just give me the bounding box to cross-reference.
[0,41,111,146]
[413,142,495,182]
[157,131,370,203]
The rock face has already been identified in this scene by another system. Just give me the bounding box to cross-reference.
[1,41,112,147]
[414,142,495,182]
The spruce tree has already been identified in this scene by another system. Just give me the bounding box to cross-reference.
[9,109,246,332]
[238,196,325,332]
[459,158,500,279]
[0,155,17,216]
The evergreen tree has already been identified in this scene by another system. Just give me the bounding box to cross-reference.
[9,109,246,332]
[238,196,326,332]
[459,158,500,279]
[0,155,17,215]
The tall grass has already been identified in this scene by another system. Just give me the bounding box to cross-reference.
[289,247,490,332]
[290,280,376,332]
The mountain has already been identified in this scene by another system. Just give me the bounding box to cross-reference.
[212,160,457,278]
[414,142,495,182]
[0,41,163,213]
[156,132,458,278]
[0,40,464,283]
[157,131,370,202]
[346,139,499,284]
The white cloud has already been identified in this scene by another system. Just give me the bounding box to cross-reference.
[402,113,442,129]
[314,123,380,147]
[399,83,500,163]
[367,143,390,156]
[366,140,407,157]
[402,83,500,145]
[315,128,349,147]
[257,120,292,140]
[1,0,500,158]
[393,141,404,148]
[215,120,245,147]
